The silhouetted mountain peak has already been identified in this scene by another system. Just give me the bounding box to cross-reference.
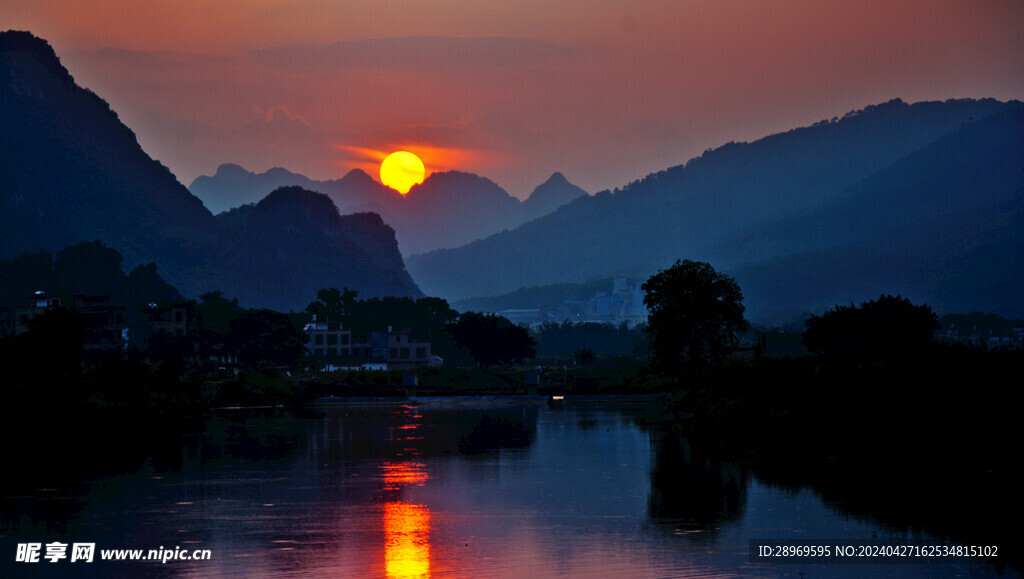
[523,172,588,219]
[1,30,145,155]
[264,166,302,180]
[528,172,577,199]
[342,211,389,229]
[209,163,305,182]
[1,30,218,280]
[0,30,72,86]
[256,185,334,209]
[247,187,353,242]
[543,172,569,185]
[409,170,510,199]
[1,33,421,310]
[339,167,385,188]
[211,163,250,180]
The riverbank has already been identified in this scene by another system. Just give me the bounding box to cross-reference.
[306,392,667,407]
[663,348,1023,572]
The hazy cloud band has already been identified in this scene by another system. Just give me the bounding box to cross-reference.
[251,36,577,72]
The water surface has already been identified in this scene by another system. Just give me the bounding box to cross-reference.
[2,404,1014,577]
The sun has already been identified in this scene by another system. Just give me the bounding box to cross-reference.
[380,151,426,194]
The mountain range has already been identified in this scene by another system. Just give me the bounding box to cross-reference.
[0,31,420,311]
[189,164,588,255]
[4,30,1022,323]
[406,98,1024,322]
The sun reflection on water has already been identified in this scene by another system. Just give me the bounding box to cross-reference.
[382,408,431,578]
[384,501,431,578]
[382,461,429,490]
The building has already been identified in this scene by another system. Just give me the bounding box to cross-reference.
[486,278,649,330]
[139,302,189,337]
[11,290,63,336]
[303,316,352,357]
[4,290,204,362]
[73,295,128,358]
[498,309,542,326]
[384,327,432,369]
[304,319,434,370]
[130,302,192,353]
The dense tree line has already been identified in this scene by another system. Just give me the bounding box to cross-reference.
[802,294,939,365]
[0,307,202,418]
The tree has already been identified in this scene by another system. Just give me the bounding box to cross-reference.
[574,348,596,368]
[446,312,537,371]
[7,307,87,396]
[197,291,243,340]
[229,309,307,368]
[642,260,748,374]
[305,287,359,324]
[802,294,939,364]
[52,240,124,298]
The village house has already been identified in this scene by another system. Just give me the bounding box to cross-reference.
[10,290,63,336]
[303,318,437,370]
[5,291,128,357]
[139,302,189,338]
[303,315,352,357]
[74,294,128,359]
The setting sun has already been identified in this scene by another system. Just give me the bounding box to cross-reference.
[380,151,426,194]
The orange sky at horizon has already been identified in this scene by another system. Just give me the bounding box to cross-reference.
[4,0,1023,198]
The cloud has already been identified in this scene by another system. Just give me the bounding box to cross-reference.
[251,36,577,73]
[332,144,390,165]
[251,104,311,128]
[332,140,493,179]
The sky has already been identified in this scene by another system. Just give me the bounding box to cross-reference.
[4,0,1024,199]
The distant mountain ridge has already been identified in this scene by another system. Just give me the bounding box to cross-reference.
[0,31,420,311]
[727,105,1024,321]
[189,163,589,255]
[407,98,1024,321]
[191,163,343,213]
[6,31,1021,321]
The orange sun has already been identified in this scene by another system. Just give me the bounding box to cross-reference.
[380,151,426,194]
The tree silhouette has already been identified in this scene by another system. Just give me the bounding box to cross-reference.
[305,287,359,324]
[446,312,536,371]
[802,294,939,364]
[197,291,243,339]
[642,260,748,374]
[230,309,306,368]
[8,307,87,396]
[574,348,596,368]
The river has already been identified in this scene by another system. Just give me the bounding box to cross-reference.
[1,403,1015,577]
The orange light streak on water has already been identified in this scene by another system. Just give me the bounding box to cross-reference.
[384,501,431,578]
[382,461,429,490]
